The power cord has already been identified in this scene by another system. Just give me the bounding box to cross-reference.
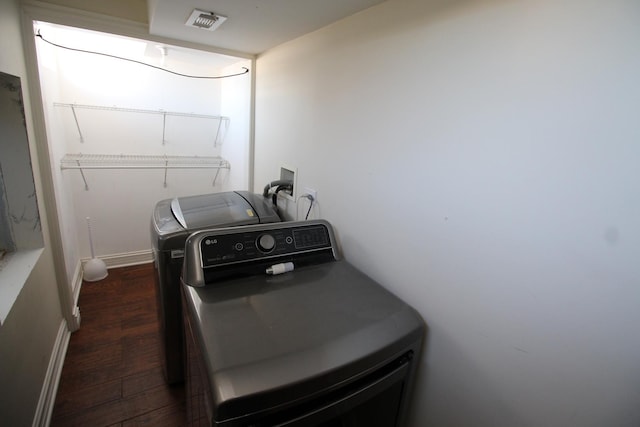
[296,194,315,220]
[35,30,249,80]
[272,184,293,210]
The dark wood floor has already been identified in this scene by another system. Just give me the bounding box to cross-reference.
[51,263,187,427]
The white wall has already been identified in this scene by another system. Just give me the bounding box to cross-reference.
[36,25,252,271]
[0,0,65,424]
[254,0,640,425]
[221,59,253,191]
[36,34,80,287]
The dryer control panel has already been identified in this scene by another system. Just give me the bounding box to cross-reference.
[182,220,339,287]
[199,224,331,268]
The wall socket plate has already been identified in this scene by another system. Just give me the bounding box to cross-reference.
[303,187,317,202]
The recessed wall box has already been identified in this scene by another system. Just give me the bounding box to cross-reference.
[279,165,296,200]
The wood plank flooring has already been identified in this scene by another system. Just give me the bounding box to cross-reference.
[51,263,186,426]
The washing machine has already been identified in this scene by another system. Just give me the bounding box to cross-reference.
[151,191,282,384]
[181,220,425,426]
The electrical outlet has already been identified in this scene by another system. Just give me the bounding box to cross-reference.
[303,187,317,202]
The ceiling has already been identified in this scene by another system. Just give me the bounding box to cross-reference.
[147,0,387,56]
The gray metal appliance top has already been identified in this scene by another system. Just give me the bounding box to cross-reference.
[180,220,425,423]
[182,260,423,424]
[171,192,251,229]
[151,191,280,251]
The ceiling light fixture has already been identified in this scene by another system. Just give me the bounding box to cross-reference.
[185,9,227,32]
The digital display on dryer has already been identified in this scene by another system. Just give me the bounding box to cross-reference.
[293,226,329,250]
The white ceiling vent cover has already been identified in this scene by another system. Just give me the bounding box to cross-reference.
[185,9,227,31]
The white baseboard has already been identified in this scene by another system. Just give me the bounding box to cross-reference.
[82,249,153,270]
[71,260,83,305]
[32,321,70,427]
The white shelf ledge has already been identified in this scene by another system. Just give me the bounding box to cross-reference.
[0,248,44,326]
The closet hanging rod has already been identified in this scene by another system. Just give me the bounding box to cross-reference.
[54,102,230,121]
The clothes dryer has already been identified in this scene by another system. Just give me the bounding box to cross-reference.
[181,220,424,426]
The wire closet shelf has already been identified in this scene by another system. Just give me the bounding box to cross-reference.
[54,102,230,146]
[55,103,231,190]
[60,154,230,190]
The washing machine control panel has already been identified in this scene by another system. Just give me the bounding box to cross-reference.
[198,221,333,268]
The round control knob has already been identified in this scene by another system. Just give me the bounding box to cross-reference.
[257,233,276,252]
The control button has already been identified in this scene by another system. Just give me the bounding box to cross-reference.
[285,236,293,245]
[257,233,276,252]
[234,242,244,251]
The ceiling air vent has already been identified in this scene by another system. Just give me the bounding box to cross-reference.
[185,9,227,31]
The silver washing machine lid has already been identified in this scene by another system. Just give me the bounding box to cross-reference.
[170,192,259,229]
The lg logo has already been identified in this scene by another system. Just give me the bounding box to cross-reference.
[204,238,218,245]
